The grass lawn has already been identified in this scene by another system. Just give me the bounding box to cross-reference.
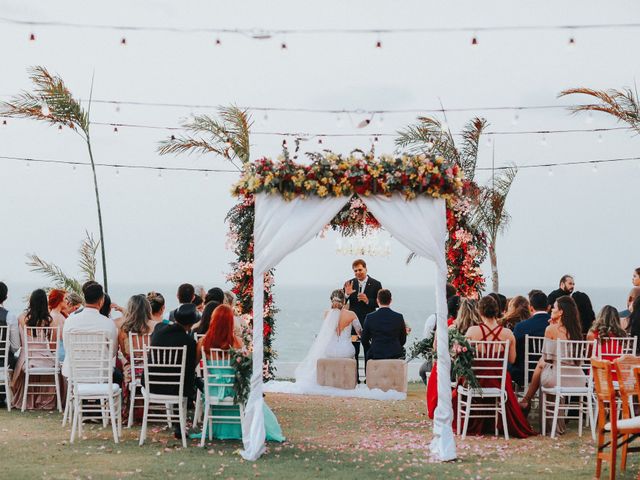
[0,383,637,479]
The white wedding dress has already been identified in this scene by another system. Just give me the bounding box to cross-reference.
[294,309,358,386]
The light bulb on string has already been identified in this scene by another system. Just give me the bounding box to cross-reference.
[485,136,492,147]
[29,33,36,41]
[471,34,478,46]
[592,164,598,173]
[547,167,554,177]
[597,133,603,143]
[72,164,76,172]
[585,111,594,124]
[157,169,163,179]
[113,126,118,133]
[215,37,221,46]
[115,167,120,176]
[263,112,269,124]
[568,36,576,49]
[318,137,323,145]
[2,119,6,126]
[115,103,120,113]
[375,38,382,49]
[204,171,209,180]
[540,135,548,147]
[512,113,519,125]
[58,125,63,133]
[120,37,127,46]
[376,114,384,127]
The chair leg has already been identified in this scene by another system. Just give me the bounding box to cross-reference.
[200,401,209,448]
[501,395,509,440]
[62,381,72,426]
[589,394,597,441]
[6,375,12,412]
[139,398,149,446]
[165,403,172,428]
[609,433,617,480]
[193,389,202,428]
[541,393,547,437]
[70,397,79,443]
[21,372,29,412]
[551,395,561,439]
[54,373,62,412]
[621,431,630,471]
[179,400,187,448]
[578,397,583,437]
[108,396,119,444]
[127,384,136,428]
[462,394,472,438]
[101,399,109,428]
[456,391,461,435]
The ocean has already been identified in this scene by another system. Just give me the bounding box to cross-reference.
[3,281,629,365]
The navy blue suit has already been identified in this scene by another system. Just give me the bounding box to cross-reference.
[509,312,550,386]
[361,307,407,360]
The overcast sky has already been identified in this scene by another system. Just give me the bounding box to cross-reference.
[1,0,639,297]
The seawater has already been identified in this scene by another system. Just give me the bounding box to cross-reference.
[3,281,629,363]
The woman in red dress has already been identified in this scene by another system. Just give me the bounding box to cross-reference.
[463,296,535,438]
[587,305,627,378]
[426,298,480,419]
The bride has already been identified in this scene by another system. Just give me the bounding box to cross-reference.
[294,289,362,386]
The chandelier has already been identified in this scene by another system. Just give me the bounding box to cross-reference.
[336,233,391,257]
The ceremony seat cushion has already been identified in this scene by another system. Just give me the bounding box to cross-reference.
[317,358,357,390]
[366,359,407,393]
[76,383,121,396]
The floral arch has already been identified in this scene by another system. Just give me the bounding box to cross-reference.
[224,151,486,461]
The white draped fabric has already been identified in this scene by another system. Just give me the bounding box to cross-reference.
[242,192,454,462]
[241,194,348,461]
[360,194,456,461]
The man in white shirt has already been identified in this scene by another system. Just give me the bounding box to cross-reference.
[62,282,118,379]
[0,282,19,367]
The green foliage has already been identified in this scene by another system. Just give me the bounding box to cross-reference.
[158,105,252,164]
[471,166,518,243]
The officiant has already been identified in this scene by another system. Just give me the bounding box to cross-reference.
[344,259,382,383]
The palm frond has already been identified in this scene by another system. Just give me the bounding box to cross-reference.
[471,166,517,241]
[158,105,252,163]
[78,230,99,282]
[0,66,88,135]
[405,252,418,265]
[459,117,488,181]
[559,87,640,132]
[26,254,83,294]
[395,116,460,166]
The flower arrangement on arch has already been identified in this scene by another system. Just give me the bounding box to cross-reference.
[407,328,479,389]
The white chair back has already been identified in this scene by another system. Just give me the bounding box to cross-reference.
[554,339,594,388]
[468,340,510,392]
[143,346,187,399]
[23,325,59,372]
[66,332,113,385]
[201,348,235,396]
[128,332,151,383]
[524,335,545,390]
[0,325,9,370]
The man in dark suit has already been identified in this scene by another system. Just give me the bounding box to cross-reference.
[168,283,200,323]
[361,289,407,361]
[548,274,574,309]
[510,290,551,387]
[344,259,382,382]
[149,303,198,438]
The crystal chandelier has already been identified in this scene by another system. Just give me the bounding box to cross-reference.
[336,233,391,257]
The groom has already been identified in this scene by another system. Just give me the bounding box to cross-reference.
[344,259,382,383]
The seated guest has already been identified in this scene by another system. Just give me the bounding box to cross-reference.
[501,295,530,330]
[571,291,595,334]
[149,303,198,438]
[146,291,166,325]
[205,287,224,306]
[11,289,57,410]
[621,287,640,331]
[223,290,247,337]
[548,274,574,309]
[588,306,627,369]
[519,296,586,435]
[62,283,119,383]
[361,289,406,361]
[628,297,640,350]
[426,298,480,419]
[509,291,551,387]
[194,294,204,314]
[64,292,84,316]
[49,289,68,362]
[0,282,19,371]
[194,301,219,336]
[168,283,197,323]
[464,296,534,438]
[488,292,507,319]
[196,304,284,441]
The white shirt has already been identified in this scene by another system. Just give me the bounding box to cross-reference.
[423,313,437,339]
[357,276,369,294]
[62,306,117,377]
[1,306,20,353]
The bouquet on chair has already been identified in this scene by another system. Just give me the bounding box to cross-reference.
[407,329,479,389]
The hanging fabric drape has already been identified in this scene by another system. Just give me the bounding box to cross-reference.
[361,194,455,461]
[241,193,348,461]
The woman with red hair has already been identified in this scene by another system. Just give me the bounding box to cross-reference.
[195,305,284,442]
[48,289,67,342]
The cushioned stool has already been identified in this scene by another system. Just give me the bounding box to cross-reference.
[317,358,357,390]
[366,359,408,393]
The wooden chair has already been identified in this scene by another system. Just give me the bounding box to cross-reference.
[139,346,188,448]
[541,339,594,438]
[199,348,243,447]
[67,332,121,444]
[126,332,151,428]
[456,340,510,440]
[592,358,640,479]
[21,326,61,412]
[613,355,640,473]
[0,326,12,411]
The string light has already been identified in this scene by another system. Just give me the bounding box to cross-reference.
[375,39,382,48]
[547,167,554,176]
[113,126,118,133]
[540,135,548,147]
[29,33,35,41]
[597,133,604,143]
[568,37,576,48]
[512,114,519,125]
[592,164,598,173]
[471,35,478,46]
[215,37,221,46]
[120,37,126,45]
[280,41,287,50]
